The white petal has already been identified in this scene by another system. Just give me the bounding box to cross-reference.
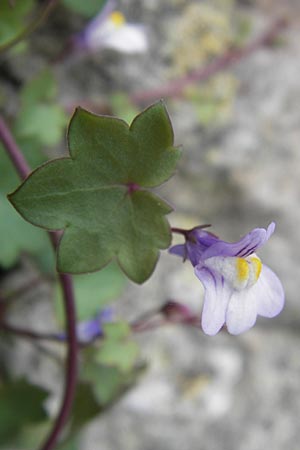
[101,25,148,53]
[195,267,232,336]
[256,265,285,318]
[204,256,249,291]
[226,285,258,335]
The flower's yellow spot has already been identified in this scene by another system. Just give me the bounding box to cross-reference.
[110,11,126,27]
[204,254,262,291]
[248,256,262,281]
[236,257,249,282]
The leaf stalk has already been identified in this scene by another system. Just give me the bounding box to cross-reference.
[0,115,78,450]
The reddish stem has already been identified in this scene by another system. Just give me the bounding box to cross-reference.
[40,273,77,450]
[0,118,31,178]
[0,322,64,342]
[131,18,287,104]
[0,116,78,450]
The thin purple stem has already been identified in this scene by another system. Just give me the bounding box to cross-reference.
[0,116,78,450]
[130,18,287,104]
[171,224,211,237]
[61,18,287,115]
[40,273,77,450]
[0,118,31,178]
[0,322,64,342]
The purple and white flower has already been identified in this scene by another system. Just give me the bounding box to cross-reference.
[170,222,284,336]
[74,1,148,54]
[58,308,114,343]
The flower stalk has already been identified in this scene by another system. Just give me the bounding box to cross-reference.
[0,116,78,450]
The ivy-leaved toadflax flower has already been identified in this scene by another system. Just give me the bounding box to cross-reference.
[170,222,284,336]
[75,6,148,54]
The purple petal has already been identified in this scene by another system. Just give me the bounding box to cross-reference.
[195,266,232,336]
[76,317,102,342]
[256,265,285,318]
[201,223,275,260]
[226,287,259,335]
[76,0,117,50]
[76,308,114,343]
[191,229,220,247]
[86,0,117,34]
[169,244,186,259]
[185,229,220,266]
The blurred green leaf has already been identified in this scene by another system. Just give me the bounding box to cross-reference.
[102,321,130,340]
[57,353,145,446]
[20,69,57,106]
[84,362,138,405]
[110,93,139,125]
[9,102,181,283]
[82,344,145,405]
[0,0,34,48]
[69,382,101,433]
[15,104,67,147]
[0,69,67,269]
[14,69,67,147]
[55,382,101,449]
[97,339,139,373]
[0,379,48,443]
[13,422,51,450]
[96,321,139,373]
[0,141,50,269]
[62,0,106,18]
[57,436,79,450]
[55,263,126,323]
[0,191,50,268]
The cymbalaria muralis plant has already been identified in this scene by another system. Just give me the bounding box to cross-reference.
[0,1,286,450]
[0,96,285,450]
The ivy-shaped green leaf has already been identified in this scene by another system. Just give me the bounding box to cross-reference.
[9,102,181,283]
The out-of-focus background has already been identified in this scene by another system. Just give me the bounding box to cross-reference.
[1,0,300,449]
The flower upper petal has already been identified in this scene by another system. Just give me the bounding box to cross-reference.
[169,244,186,259]
[201,222,275,260]
[226,286,259,335]
[195,266,232,336]
[255,265,285,318]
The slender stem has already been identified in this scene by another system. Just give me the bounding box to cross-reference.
[171,224,211,236]
[40,273,77,450]
[0,116,78,450]
[171,227,188,236]
[0,0,60,53]
[0,118,31,178]
[0,275,45,302]
[62,18,287,113]
[0,322,64,342]
[131,18,287,104]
